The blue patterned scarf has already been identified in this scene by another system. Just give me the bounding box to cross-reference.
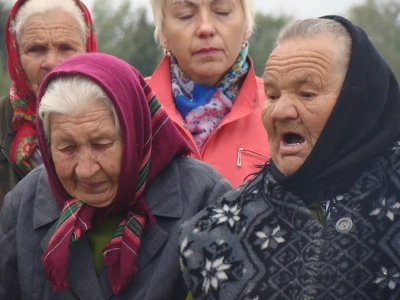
[170,47,249,150]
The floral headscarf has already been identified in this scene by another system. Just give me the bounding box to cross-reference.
[5,0,97,174]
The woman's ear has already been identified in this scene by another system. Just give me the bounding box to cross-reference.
[244,29,252,42]
[159,31,169,50]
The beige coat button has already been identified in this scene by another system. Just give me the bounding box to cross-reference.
[335,217,353,233]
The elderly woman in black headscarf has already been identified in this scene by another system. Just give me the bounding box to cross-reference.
[178,16,400,299]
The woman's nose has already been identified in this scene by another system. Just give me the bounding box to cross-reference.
[195,13,216,38]
[41,50,63,71]
[270,95,299,121]
[74,150,100,179]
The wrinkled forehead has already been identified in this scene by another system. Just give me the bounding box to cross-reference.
[264,37,339,83]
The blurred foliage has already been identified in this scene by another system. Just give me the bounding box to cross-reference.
[92,0,162,77]
[0,0,10,96]
[249,13,292,76]
[348,0,400,80]
[0,0,399,97]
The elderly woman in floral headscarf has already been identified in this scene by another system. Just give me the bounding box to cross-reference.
[0,0,97,207]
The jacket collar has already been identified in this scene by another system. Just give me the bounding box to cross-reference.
[144,158,183,218]
[33,165,60,229]
[34,160,182,299]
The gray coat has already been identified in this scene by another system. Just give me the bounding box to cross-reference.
[0,157,232,300]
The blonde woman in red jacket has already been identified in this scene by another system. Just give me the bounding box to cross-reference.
[147,0,270,188]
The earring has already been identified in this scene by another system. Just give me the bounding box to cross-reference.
[165,49,172,57]
[241,41,248,49]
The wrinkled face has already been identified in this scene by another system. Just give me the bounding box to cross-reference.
[50,104,123,208]
[18,10,86,95]
[161,0,250,86]
[262,35,345,176]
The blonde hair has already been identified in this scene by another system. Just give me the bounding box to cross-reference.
[149,0,254,43]
[11,0,86,44]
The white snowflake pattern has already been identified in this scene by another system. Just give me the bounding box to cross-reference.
[179,237,194,269]
[211,204,241,228]
[370,196,400,221]
[255,225,286,250]
[374,266,400,290]
[392,141,400,152]
[201,256,232,293]
[180,237,193,259]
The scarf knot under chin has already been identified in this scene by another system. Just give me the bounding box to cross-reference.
[42,199,150,295]
[170,46,249,150]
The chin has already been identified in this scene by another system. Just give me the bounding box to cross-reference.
[197,65,220,75]
[275,158,304,177]
[280,167,300,177]
[84,198,114,208]
[195,68,226,86]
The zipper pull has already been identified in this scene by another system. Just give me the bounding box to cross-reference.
[237,148,243,167]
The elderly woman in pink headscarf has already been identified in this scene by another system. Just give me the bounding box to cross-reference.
[0,52,231,299]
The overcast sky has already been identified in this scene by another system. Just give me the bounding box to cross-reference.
[81,0,365,19]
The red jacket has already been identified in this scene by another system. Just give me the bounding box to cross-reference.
[147,56,270,187]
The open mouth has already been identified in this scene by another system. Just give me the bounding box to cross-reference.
[283,133,305,146]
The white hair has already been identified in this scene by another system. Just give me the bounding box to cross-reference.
[275,18,352,75]
[11,0,87,44]
[149,0,254,43]
[38,76,121,140]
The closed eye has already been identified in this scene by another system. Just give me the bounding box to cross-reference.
[178,14,193,20]
[92,143,113,150]
[215,11,230,16]
[57,145,76,154]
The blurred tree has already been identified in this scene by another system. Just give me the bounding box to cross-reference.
[348,0,400,80]
[0,0,11,96]
[249,13,292,76]
[0,59,9,97]
[92,0,162,77]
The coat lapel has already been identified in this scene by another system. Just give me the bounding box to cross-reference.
[67,236,105,300]
[33,166,60,230]
[100,223,168,299]
[40,225,104,300]
[35,167,104,300]
[101,160,183,299]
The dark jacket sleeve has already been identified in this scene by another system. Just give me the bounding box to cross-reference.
[0,190,21,299]
[0,95,23,210]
